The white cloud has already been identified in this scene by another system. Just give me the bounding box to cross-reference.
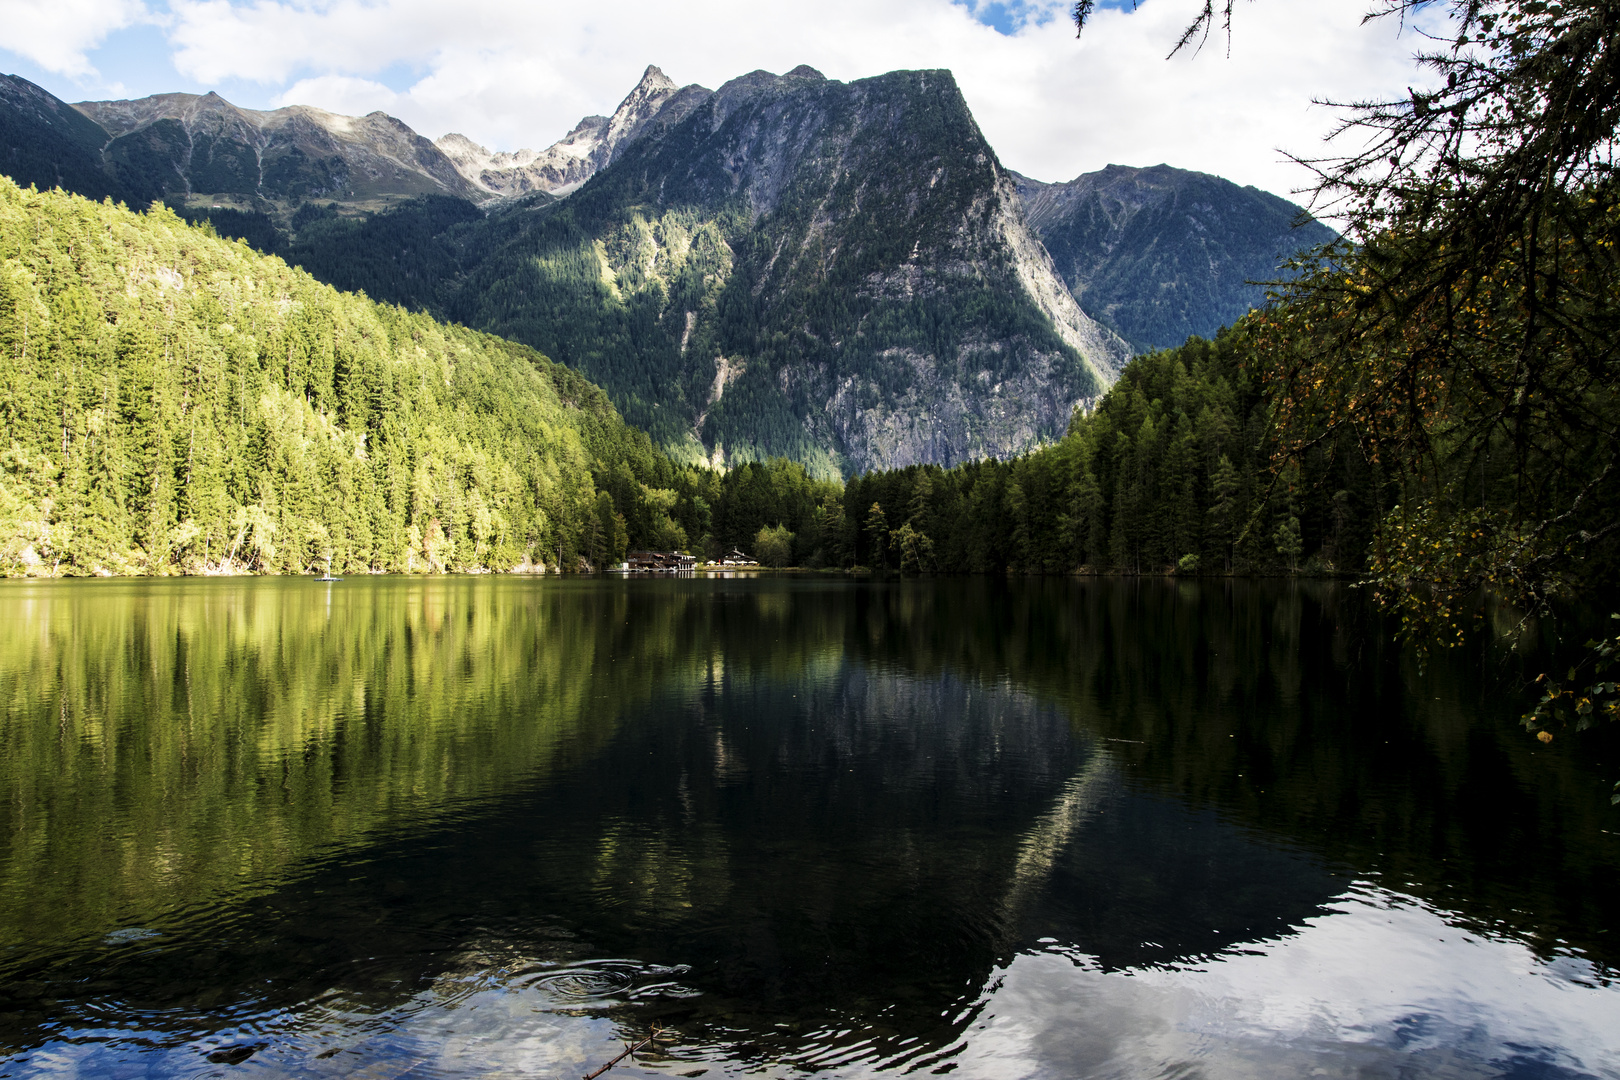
[0,0,148,76]
[271,73,401,116]
[153,0,1439,204]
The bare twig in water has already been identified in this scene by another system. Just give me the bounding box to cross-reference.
[583,1027,667,1080]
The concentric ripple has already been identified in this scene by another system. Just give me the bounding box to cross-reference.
[520,960,643,1003]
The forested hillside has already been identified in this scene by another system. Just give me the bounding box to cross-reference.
[840,329,1375,575]
[0,177,689,575]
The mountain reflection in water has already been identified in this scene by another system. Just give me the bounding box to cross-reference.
[0,576,1615,1078]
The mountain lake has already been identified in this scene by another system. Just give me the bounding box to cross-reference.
[1,575,1617,1079]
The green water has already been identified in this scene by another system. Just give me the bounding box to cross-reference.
[0,576,1616,1078]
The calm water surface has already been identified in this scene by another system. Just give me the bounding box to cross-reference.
[0,576,1616,1079]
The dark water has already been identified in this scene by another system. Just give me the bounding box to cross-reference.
[0,576,1616,1079]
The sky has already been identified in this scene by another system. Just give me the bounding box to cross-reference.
[0,0,1445,206]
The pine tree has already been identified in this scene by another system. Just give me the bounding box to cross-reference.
[1208,454,1241,573]
[864,501,889,570]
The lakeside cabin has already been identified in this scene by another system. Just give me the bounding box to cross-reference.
[625,550,697,572]
[718,549,758,567]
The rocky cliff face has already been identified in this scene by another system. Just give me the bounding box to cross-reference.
[1013,164,1337,351]
[451,66,1130,475]
[991,173,1125,382]
[435,65,712,198]
[69,90,480,207]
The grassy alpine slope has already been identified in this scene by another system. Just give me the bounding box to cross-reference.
[0,177,680,576]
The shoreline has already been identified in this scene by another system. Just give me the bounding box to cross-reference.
[0,565,1367,582]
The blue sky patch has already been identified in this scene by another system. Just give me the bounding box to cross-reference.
[955,0,1138,35]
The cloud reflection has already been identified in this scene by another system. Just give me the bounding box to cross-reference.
[971,885,1619,1079]
[47,885,1602,1079]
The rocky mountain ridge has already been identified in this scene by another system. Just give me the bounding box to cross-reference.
[68,89,480,208]
[434,65,712,198]
[440,65,1131,475]
[1013,163,1337,351]
[0,65,730,212]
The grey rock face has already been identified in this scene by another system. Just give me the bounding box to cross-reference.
[808,169,1128,473]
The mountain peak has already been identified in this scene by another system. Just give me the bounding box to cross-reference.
[437,132,485,154]
[637,65,676,93]
[615,65,679,117]
[599,64,709,168]
[434,66,710,199]
[785,65,827,80]
[473,62,1127,471]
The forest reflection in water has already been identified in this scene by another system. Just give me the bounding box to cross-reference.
[0,575,1616,1078]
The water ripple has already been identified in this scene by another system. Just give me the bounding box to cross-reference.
[514,959,690,1006]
